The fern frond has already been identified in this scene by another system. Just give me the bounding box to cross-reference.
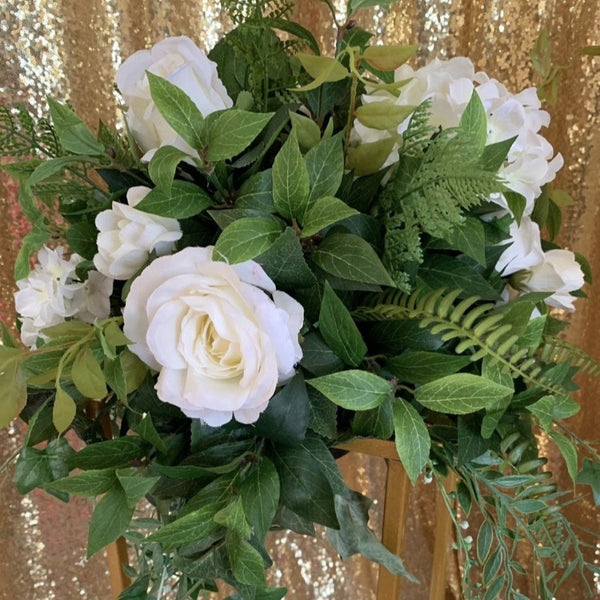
[0,105,60,159]
[541,336,600,377]
[355,287,572,396]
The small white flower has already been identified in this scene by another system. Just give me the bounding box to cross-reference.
[93,186,183,280]
[116,36,232,161]
[15,246,113,348]
[123,247,304,427]
[495,216,544,276]
[516,249,584,311]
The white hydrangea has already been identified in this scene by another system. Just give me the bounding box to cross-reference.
[14,246,113,348]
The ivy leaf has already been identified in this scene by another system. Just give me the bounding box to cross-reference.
[214,217,284,264]
[116,468,160,508]
[312,231,395,286]
[307,370,392,411]
[272,129,310,221]
[147,72,205,149]
[415,374,513,415]
[319,282,366,367]
[206,110,273,161]
[44,468,117,497]
[392,399,431,483]
[214,496,252,539]
[87,484,135,558]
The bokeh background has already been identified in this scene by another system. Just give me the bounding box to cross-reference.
[0,0,599,598]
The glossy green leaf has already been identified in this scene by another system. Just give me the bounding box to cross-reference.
[135,180,212,218]
[305,133,344,203]
[148,145,190,190]
[214,217,284,263]
[302,196,358,237]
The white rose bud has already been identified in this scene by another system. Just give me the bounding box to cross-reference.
[93,186,183,280]
[116,36,233,161]
[514,249,584,311]
[123,247,304,427]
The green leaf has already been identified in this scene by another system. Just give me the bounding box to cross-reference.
[14,226,50,280]
[477,521,493,564]
[48,98,105,155]
[271,443,338,528]
[312,232,395,286]
[458,414,491,466]
[255,374,310,446]
[103,356,128,404]
[15,437,74,494]
[307,387,338,439]
[46,468,117,497]
[327,494,417,582]
[147,71,205,149]
[293,54,349,92]
[214,217,284,264]
[528,394,580,433]
[66,219,98,260]
[214,496,252,538]
[116,468,160,508]
[392,399,431,484]
[87,484,135,557]
[131,413,167,453]
[53,385,77,433]
[548,430,578,485]
[300,331,345,377]
[226,531,266,586]
[439,217,486,266]
[354,102,415,130]
[387,352,470,385]
[459,91,487,151]
[307,370,392,411]
[148,145,190,191]
[146,503,223,549]
[353,398,394,439]
[206,110,273,161]
[0,350,27,427]
[239,458,280,542]
[362,45,418,71]
[346,137,396,176]
[289,111,321,150]
[236,170,275,212]
[272,129,310,221]
[414,373,513,415]
[479,137,516,172]
[135,180,212,218]
[68,437,148,470]
[318,282,366,367]
[419,254,501,301]
[254,227,316,289]
[72,346,107,398]
[302,196,358,237]
[305,133,344,203]
[577,459,600,505]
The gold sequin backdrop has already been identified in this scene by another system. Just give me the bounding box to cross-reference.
[0,1,599,599]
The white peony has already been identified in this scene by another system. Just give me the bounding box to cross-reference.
[116,36,232,161]
[93,186,183,280]
[514,249,584,311]
[15,246,113,348]
[122,247,304,427]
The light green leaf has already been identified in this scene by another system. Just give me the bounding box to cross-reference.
[548,430,578,485]
[214,217,284,264]
[148,145,190,191]
[312,231,395,286]
[354,102,415,130]
[387,351,470,385]
[135,180,212,218]
[48,98,105,155]
[392,399,431,484]
[226,531,266,586]
[87,484,135,557]
[0,350,27,427]
[206,110,273,161]
[46,468,117,497]
[214,496,252,538]
[459,91,487,151]
[307,370,392,411]
[28,156,97,186]
[414,373,513,415]
[346,137,395,176]
[528,394,580,433]
[239,458,280,542]
[305,133,344,202]
[53,385,77,433]
[302,196,358,237]
[104,356,128,403]
[72,346,107,399]
[290,111,321,150]
[293,53,349,92]
[319,282,366,367]
[272,129,310,221]
[14,226,50,280]
[362,45,418,71]
[116,468,160,508]
[147,71,205,149]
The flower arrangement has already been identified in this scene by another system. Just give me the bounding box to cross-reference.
[1,0,599,598]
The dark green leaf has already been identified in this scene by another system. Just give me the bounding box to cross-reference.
[135,180,212,218]
[353,398,394,439]
[307,386,338,439]
[300,332,344,376]
[66,220,98,260]
[235,170,275,212]
[387,352,470,385]
[577,459,600,505]
[459,91,487,151]
[68,437,148,470]
[131,413,168,454]
[46,468,117,496]
[439,217,486,266]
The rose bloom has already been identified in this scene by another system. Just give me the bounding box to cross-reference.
[94,186,182,280]
[123,247,304,426]
[116,35,233,161]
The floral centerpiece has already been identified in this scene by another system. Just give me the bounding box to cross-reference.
[1,0,599,598]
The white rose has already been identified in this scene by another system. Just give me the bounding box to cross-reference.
[495,216,544,276]
[116,36,233,161]
[515,249,584,311]
[15,246,113,348]
[93,186,183,280]
[123,247,304,427]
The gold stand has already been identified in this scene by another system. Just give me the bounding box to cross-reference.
[106,438,455,599]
